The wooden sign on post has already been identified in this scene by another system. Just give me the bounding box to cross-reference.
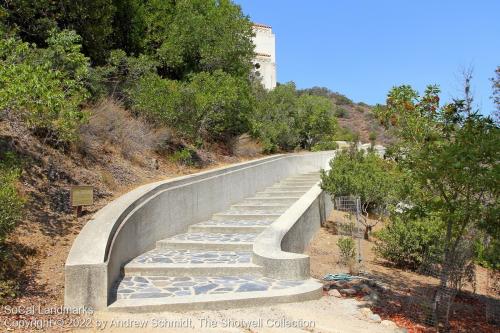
[70,186,94,217]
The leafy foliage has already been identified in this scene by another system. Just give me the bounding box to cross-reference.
[252,82,337,152]
[375,81,499,326]
[374,216,444,269]
[0,150,24,244]
[140,0,254,80]
[130,70,253,142]
[337,237,356,266]
[0,31,90,142]
[321,149,399,239]
[3,0,115,64]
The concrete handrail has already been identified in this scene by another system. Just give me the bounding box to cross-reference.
[65,151,335,310]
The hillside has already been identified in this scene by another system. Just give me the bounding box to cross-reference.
[298,87,394,146]
[0,99,261,313]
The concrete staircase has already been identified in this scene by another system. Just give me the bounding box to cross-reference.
[109,172,323,312]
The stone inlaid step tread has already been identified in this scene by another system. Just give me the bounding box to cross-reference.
[279,181,318,185]
[263,187,308,192]
[270,185,314,190]
[129,249,252,265]
[230,203,290,211]
[115,275,309,300]
[212,212,281,221]
[242,197,301,204]
[157,232,257,251]
[192,220,274,227]
[254,192,304,198]
[188,219,273,233]
[124,249,262,277]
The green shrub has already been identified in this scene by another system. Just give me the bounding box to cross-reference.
[337,237,356,266]
[252,82,301,152]
[170,148,195,166]
[130,70,253,142]
[374,216,444,269]
[252,83,337,152]
[128,72,183,125]
[334,107,349,118]
[333,94,353,106]
[333,127,359,142]
[475,237,500,270]
[0,151,24,244]
[311,140,338,152]
[0,31,90,142]
[355,105,365,113]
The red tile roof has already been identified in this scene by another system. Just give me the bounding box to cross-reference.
[253,23,272,29]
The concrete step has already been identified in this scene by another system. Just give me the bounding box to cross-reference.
[243,197,299,204]
[270,185,313,190]
[261,188,307,194]
[254,191,305,198]
[279,180,318,185]
[125,249,261,277]
[125,263,263,277]
[109,276,323,312]
[157,232,257,251]
[189,221,270,234]
[212,212,281,221]
[230,203,290,211]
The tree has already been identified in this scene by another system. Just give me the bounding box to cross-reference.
[0,30,90,142]
[2,0,116,64]
[320,149,399,240]
[252,82,301,152]
[375,80,499,327]
[297,94,337,149]
[492,66,500,117]
[140,0,254,80]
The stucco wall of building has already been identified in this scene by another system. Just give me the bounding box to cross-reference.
[253,24,276,90]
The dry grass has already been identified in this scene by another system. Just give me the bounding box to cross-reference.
[78,98,165,162]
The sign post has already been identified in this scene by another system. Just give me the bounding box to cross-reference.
[70,186,94,217]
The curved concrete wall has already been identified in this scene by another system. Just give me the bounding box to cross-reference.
[252,165,334,280]
[65,151,335,310]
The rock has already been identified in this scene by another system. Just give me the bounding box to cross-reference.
[328,289,342,297]
[360,284,372,294]
[381,320,397,328]
[369,314,382,323]
[340,288,357,296]
[377,283,390,293]
[360,307,373,318]
[368,291,379,302]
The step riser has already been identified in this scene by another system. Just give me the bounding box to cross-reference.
[124,265,262,277]
[188,225,267,234]
[157,242,253,251]
[212,214,280,221]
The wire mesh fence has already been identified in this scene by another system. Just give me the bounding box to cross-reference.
[333,196,365,273]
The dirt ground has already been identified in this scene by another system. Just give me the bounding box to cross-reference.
[306,211,500,333]
[74,297,396,333]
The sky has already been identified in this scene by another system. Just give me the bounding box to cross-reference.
[235,0,499,114]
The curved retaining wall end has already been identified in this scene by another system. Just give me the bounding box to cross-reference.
[252,186,334,280]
